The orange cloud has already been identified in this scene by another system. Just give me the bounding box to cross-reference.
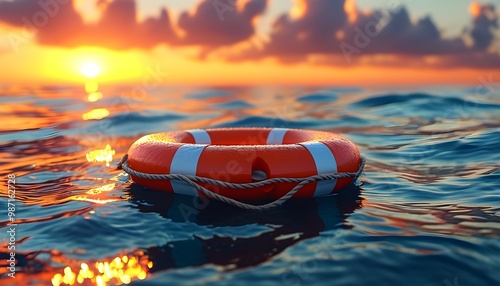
[468,2,498,51]
[229,0,499,69]
[344,0,358,24]
[177,0,267,46]
[0,0,498,69]
[469,1,481,18]
[0,0,176,49]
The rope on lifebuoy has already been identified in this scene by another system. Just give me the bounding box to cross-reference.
[118,155,365,210]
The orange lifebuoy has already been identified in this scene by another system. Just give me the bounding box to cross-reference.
[126,128,362,201]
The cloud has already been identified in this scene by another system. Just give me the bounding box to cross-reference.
[0,0,177,49]
[81,0,177,49]
[230,0,499,68]
[0,0,498,69]
[0,0,61,26]
[0,0,266,49]
[469,2,498,50]
[262,0,347,56]
[348,2,499,65]
[178,0,267,47]
[342,7,468,56]
[177,0,267,46]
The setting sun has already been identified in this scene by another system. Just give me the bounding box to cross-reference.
[81,62,100,78]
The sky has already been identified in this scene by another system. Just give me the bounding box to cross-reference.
[0,0,498,86]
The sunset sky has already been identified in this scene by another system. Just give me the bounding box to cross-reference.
[0,0,498,86]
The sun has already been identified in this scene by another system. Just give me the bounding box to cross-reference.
[81,62,100,78]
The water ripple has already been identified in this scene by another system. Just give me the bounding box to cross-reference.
[1,86,499,285]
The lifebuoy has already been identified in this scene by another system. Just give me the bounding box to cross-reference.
[125,128,362,201]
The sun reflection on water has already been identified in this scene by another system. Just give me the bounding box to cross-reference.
[82,108,110,120]
[71,183,119,205]
[86,144,115,167]
[51,254,151,286]
[88,92,103,102]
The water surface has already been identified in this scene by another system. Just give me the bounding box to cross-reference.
[1,84,499,285]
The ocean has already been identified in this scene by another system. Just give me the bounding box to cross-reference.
[0,84,499,285]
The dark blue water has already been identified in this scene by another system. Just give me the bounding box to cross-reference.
[1,85,499,285]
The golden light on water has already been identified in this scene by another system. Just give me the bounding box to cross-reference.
[76,197,118,205]
[71,183,118,205]
[82,108,109,120]
[88,92,103,102]
[86,144,115,167]
[87,183,115,194]
[51,254,152,286]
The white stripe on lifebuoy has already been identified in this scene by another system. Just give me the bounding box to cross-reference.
[187,129,211,144]
[266,128,288,145]
[300,142,337,197]
[170,144,207,196]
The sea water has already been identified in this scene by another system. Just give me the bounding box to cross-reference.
[0,85,499,285]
